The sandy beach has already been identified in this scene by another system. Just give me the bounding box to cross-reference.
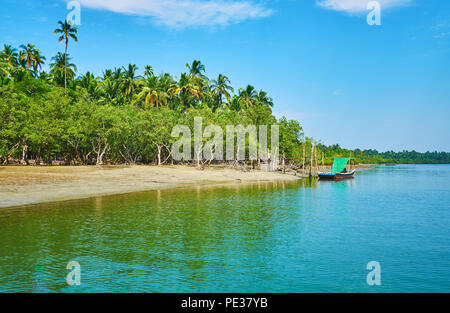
[0,165,301,208]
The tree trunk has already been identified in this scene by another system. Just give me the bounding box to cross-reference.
[36,147,41,166]
[21,143,29,165]
[47,151,52,166]
[65,39,68,89]
[157,145,162,166]
[282,152,286,174]
[95,143,109,167]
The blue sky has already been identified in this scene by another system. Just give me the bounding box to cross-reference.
[1,0,449,152]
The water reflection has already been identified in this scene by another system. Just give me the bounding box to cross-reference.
[0,181,302,292]
[1,166,450,293]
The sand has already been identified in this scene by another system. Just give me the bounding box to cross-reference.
[0,165,300,208]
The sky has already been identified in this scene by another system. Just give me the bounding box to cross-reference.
[0,0,449,152]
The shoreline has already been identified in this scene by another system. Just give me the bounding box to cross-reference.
[0,165,301,209]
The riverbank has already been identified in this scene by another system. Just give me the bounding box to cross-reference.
[0,165,304,208]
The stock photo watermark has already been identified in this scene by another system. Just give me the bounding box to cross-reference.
[366,261,381,286]
[66,261,81,286]
[171,118,280,169]
[367,1,381,26]
[66,1,81,26]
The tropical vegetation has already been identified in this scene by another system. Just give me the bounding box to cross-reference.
[1,21,449,167]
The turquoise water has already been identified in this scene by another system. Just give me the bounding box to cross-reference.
[0,165,449,292]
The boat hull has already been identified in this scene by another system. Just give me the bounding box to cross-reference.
[318,170,355,181]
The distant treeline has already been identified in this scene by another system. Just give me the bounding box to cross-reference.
[317,144,450,165]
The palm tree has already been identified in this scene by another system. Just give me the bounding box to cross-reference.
[112,67,123,81]
[158,73,177,109]
[170,73,201,109]
[143,65,154,79]
[0,61,12,77]
[136,76,169,108]
[31,48,46,75]
[238,85,257,108]
[1,44,19,67]
[255,90,274,109]
[212,74,233,110]
[38,71,52,83]
[102,69,113,80]
[78,72,99,97]
[54,20,78,88]
[186,60,206,79]
[50,52,76,87]
[19,44,37,70]
[229,95,243,111]
[19,44,46,77]
[122,64,138,99]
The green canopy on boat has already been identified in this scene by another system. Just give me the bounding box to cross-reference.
[331,158,350,174]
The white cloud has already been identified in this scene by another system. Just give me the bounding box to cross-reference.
[73,0,273,28]
[316,0,412,14]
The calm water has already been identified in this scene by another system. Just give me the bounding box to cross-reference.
[0,165,449,292]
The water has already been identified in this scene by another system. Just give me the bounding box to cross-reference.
[0,165,449,292]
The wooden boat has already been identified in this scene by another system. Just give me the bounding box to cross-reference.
[318,169,356,181]
[318,158,355,181]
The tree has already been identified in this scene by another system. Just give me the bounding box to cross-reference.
[170,73,200,109]
[77,72,99,99]
[148,108,178,165]
[1,45,19,67]
[88,105,121,166]
[50,53,76,87]
[143,65,154,79]
[122,64,138,99]
[19,44,45,76]
[238,85,257,109]
[186,60,206,79]
[54,20,78,88]
[278,117,304,168]
[255,90,273,110]
[0,61,12,78]
[136,76,169,108]
[212,74,233,111]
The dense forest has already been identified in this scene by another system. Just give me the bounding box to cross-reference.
[1,21,449,167]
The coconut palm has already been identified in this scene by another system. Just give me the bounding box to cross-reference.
[0,44,19,67]
[143,65,154,79]
[19,44,46,77]
[238,85,257,108]
[78,72,99,97]
[111,67,123,81]
[122,64,139,99]
[186,60,206,79]
[50,52,76,87]
[170,73,201,109]
[212,74,233,110]
[102,69,113,81]
[0,61,12,77]
[30,48,46,75]
[38,71,52,83]
[19,44,40,71]
[100,79,119,101]
[228,95,243,111]
[255,90,274,109]
[54,20,78,88]
[136,76,170,108]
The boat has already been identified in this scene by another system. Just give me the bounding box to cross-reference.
[318,158,355,181]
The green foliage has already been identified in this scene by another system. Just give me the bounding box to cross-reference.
[1,39,449,166]
[316,143,450,164]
